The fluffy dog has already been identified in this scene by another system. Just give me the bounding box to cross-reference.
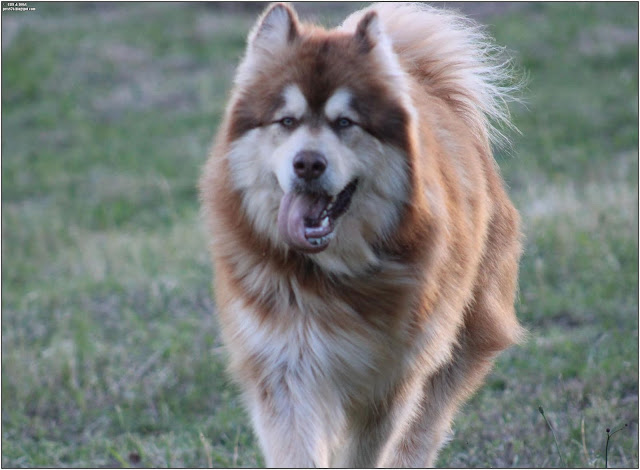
[200,2,524,467]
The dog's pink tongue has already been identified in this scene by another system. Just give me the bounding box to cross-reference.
[277,192,325,250]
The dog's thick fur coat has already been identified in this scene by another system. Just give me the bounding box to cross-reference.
[200,3,524,467]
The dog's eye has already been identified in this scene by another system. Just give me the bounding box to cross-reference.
[279,117,297,128]
[335,117,354,129]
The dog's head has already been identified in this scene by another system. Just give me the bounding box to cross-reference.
[224,3,417,270]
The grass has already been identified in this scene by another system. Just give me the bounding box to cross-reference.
[2,2,637,468]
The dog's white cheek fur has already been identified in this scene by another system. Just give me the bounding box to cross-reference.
[227,128,284,243]
[313,135,410,275]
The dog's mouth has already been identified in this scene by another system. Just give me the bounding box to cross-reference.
[277,179,359,253]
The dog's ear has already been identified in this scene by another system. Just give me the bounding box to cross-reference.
[354,11,384,54]
[351,9,415,124]
[235,3,299,87]
[248,3,299,53]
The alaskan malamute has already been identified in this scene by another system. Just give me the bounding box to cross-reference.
[200,3,524,467]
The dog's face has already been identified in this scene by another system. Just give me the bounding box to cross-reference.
[224,4,417,271]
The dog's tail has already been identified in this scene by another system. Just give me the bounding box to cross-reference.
[341,3,523,148]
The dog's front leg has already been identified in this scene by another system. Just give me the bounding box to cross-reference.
[245,377,340,468]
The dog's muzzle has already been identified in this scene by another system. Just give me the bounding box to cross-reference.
[277,151,358,253]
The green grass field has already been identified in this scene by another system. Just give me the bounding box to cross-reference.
[2,2,637,467]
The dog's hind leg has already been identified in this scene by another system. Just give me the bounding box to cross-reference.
[379,335,496,467]
[379,216,524,467]
[384,203,524,466]
[332,409,390,468]
[244,374,346,468]
[333,374,428,468]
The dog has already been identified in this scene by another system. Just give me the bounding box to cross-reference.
[200,3,525,467]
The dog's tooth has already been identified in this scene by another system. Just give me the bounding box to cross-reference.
[321,216,329,228]
[307,234,331,246]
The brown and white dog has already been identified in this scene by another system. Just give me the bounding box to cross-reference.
[200,3,525,467]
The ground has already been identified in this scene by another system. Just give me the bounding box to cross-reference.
[2,2,638,468]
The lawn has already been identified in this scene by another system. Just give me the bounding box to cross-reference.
[2,2,638,468]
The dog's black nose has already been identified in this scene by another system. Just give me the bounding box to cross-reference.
[293,151,327,181]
